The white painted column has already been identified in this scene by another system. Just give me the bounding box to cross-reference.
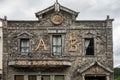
[52,75,54,80]
[82,74,85,80]
[106,75,110,80]
[24,75,28,80]
[37,75,41,80]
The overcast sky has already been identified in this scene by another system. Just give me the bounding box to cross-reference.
[0,0,120,67]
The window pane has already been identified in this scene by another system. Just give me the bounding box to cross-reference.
[15,75,24,80]
[53,47,61,52]
[21,39,29,47]
[53,47,62,55]
[53,47,57,53]
[55,75,64,80]
[85,38,94,55]
[52,35,62,55]
[28,75,36,80]
[89,38,94,46]
[21,47,29,53]
[56,47,62,53]
[20,39,29,53]
[53,37,57,45]
[85,40,90,48]
[57,36,61,45]
[53,35,61,45]
[41,75,50,80]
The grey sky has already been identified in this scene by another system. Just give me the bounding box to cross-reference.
[0,0,120,67]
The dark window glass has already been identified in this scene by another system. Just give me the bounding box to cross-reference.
[20,39,29,53]
[52,35,62,55]
[85,38,94,55]
[15,75,24,80]
[28,75,36,80]
[41,75,50,80]
[55,75,64,80]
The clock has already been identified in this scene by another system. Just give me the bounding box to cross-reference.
[51,14,63,25]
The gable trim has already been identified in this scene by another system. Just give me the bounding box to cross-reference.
[35,3,79,18]
[78,62,113,73]
[17,31,33,38]
[35,5,54,17]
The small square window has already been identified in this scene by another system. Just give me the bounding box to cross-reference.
[28,75,36,80]
[85,38,94,55]
[55,75,64,80]
[15,75,24,80]
[41,75,50,80]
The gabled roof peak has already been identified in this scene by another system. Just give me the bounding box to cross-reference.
[35,2,79,19]
[54,0,60,12]
[55,0,59,4]
[78,61,113,73]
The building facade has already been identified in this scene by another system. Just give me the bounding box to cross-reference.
[0,27,2,69]
[0,27,2,80]
[2,2,114,80]
[0,69,2,80]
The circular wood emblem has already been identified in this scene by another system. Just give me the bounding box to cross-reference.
[51,14,63,25]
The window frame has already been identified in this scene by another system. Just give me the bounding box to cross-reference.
[41,75,51,80]
[14,74,65,80]
[14,75,24,80]
[52,35,62,56]
[28,75,37,80]
[84,38,94,56]
[17,33,32,54]
[54,75,64,80]
[41,75,65,80]
[20,38,30,53]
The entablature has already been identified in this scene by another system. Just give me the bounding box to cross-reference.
[8,59,72,68]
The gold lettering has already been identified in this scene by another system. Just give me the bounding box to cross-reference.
[35,37,47,51]
[69,36,77,52]
[90,66,102,73]
[32,61,37,65]
[15,61,67,66]
[27,61,31,65]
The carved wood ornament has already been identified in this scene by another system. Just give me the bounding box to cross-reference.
[35,37,47,51]
[69,36,77,52]
[51,14,63,25]
[90,66,102,73]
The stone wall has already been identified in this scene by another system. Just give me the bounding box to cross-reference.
[0,27,2,69]
[2,4,114,80]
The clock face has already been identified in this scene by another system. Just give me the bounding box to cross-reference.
[51,14,63,25]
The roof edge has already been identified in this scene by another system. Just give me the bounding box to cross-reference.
[78,62,113,73]
[35,3,79,18]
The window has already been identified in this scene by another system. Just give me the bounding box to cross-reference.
[85,38,94,55]
[55,75,64,80]
[20,39,29,53]
[28,75,36,80]
[41,75,50,80]
[52,35,62,55]
[41,75,64,80]
[15,75,24,80]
